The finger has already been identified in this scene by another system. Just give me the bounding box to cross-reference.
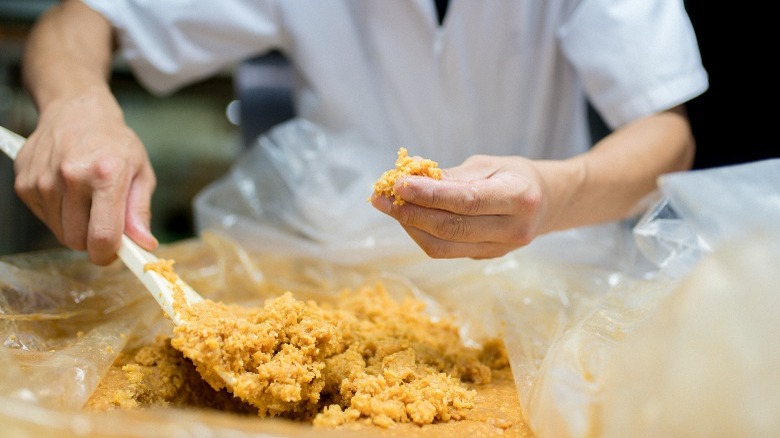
[389,201,534,245]
[13,168,47,231]
[401,225,517,259]
[13,139,60,238]
[370,193,393,214]
[394,176,520,216]
[58,156,101,251]
[86,161,129,265]
[124,165,158,251]
[59,178,92,251]
[35,167,65,243]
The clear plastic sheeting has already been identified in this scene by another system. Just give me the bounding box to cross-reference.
[194,121,780,438]
[0,233,446,437]
[2,111,778,437]
[193,119,659,275]
[193,119,414,265]
[519,158,780,437]
[197,120,780,438]
[598,231,780,437]
[634,159,780,280]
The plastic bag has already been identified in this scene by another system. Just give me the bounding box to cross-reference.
[598,231,780,437]
[3,110,778,437]
[193,123,780,438]
[523,159,780,437]
[0,233,452,437]
[634,159,780,279]
[193,118,417,265]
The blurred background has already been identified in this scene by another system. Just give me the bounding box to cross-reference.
[0,0,775,258]
[0,0,294,257]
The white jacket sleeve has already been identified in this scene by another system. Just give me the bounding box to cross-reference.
[81,0,283,95]
[558,0,708,128]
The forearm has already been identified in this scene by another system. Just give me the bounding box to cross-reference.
[540,105,695,233]
[22,0,116,112]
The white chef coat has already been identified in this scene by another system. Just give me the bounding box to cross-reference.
[82,0,708,167]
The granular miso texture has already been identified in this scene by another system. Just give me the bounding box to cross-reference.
[172,292,342,419]
[97,259,516,429]
[373,147,442,205]
[86,336,255,413]
[171,283,492,427]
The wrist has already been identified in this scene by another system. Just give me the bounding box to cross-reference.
[37,83,123,123]
[535,158,587,234]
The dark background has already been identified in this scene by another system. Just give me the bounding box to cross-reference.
[685,2,778,169]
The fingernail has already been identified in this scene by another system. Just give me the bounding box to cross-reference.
[145,228,159,248]
[373,196,392,213]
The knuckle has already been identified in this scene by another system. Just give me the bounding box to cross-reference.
[505,190,542,247]
[13,177,30,197]
[90,157,124,184]
[60,155,124,189]
[506,227,535,247]
[35,175,58,198]
[526,191,543,213]
[458,187,482,215]
[59,161,84,183]
[515,188,542,213]
[396,205,419,226]
[436,216,469,241]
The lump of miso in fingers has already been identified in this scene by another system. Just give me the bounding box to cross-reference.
[373,147,442,205]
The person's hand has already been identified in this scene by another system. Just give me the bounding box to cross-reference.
[371,154,555,259]
[14,87,157,265]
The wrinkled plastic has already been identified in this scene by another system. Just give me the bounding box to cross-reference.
[2,115,778,437]
[193,121,780,438]
[521,159,780,437]
[0,233,449,437]
[193,119,412,265]
[634,159,780,279]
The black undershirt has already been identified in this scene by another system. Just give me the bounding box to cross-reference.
[434,0,450,25]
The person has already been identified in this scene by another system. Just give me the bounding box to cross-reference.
[16,0,708,265]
